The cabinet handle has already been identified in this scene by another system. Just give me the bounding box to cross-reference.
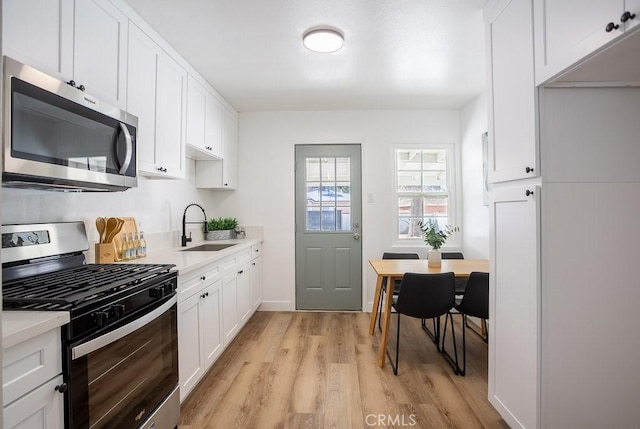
[157,167,167,173]
[78,84,85,92]
[206,146,212,151]
[200,276,206,281]
[205,292,209,297]
[67,80,76,87]
[55,383,68,393]
[525,189,534,197]
[621,11,636,22]
[525,166,534,173]
[224,183,229,187]
[238,270,244,274]
[605,22,620,32]
[201,293,206,299]
[252,262,256,266]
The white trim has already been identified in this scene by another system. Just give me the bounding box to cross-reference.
[258,300,293,311]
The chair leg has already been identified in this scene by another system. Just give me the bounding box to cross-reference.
[421,317,440,345]
[441,312,460,375]
[460,315,467,376]
[385,313,401,375]
[465,317,488,342]
[377,291,384,332]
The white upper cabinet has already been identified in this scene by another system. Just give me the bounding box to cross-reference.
[3,0,128,109]
[2,0,73,79]
[186,76,224,160]
[534,0,640,85]
[155,54,187,179]
[195,108,238,189]
[128,23,185,179]
[485,0,538,184]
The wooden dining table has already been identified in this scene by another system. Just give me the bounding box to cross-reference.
[369,258,490,367]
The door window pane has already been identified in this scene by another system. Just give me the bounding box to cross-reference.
[305,156,351,232]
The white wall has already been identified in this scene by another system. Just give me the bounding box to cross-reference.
[1,159,219,248]
[207,109,474,311]
[460,94,490,259]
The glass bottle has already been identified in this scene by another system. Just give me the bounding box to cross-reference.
[139,231,147,257]
[121,234,130,261]
[133,232,140,258]
[129,232,137,259]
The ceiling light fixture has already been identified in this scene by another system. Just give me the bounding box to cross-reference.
[303,27,344,53]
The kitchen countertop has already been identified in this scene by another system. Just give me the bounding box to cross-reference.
[2,311,70,350]
[123,237,262,275]
[2,238,262,350]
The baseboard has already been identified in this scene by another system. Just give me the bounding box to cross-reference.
[258,300,292,311]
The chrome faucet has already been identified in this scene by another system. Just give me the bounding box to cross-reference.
[181,203,209,247]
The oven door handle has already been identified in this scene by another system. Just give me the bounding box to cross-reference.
[72,295,176,360]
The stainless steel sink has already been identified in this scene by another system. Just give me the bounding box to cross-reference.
[181,243,237,252]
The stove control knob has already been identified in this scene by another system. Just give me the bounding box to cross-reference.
[92,311,109,328]
[164,282,175,294]
[149,286,165,299]
[110,304,125,319]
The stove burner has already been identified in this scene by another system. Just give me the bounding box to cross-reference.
[3,263,175,310]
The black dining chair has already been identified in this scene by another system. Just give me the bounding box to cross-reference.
[441,271,489,376]
[386,272,456,375]
[421,252,466,343]
[377,252,420,332]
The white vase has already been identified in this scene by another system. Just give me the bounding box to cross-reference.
[428,249,441,267]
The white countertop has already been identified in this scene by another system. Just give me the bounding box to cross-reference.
[2,237,262,350]
[2,311,70,349]
[123,237,262,274]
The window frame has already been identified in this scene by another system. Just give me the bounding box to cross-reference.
[391,143,461,247]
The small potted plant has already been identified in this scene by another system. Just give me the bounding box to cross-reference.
[206,217,239,241]
[418,220,459,267]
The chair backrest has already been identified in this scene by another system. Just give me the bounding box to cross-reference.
[442,252,464,259]
[395,272,455,319]
[382,252,420,260]
[456,272,489,319]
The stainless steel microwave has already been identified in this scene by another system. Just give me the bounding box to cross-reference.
[2,56,138,191]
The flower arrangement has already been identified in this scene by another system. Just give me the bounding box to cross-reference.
[417,220,459,250]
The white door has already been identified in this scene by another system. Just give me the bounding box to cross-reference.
[489,185,540,429]
[295,144,362,310]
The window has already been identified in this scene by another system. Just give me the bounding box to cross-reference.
[305,157,351,232]
[395,147,455,240]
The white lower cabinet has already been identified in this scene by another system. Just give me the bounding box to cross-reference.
[3,329,64,429]
[489,185,540,429]
[177,242,262,403]
[178,267,222,402]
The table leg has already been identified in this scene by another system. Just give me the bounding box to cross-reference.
[369,274,384,335]
[377,277,394,367]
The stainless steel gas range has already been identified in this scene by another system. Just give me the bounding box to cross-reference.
[2,222,179,429]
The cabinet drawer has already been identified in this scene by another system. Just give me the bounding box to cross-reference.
[178,264,220,302]
[251,243,262,260]
[236,248,251,265]
[3,329,62,406]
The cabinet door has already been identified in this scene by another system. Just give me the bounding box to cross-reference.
[205,95,224,158]
[202,281,223,369]
[485,0,538,183]
[533,0,624,84]
[2,0,73,79]
[222,109,238,188]
[3,375,64,429]
[237,263,252,324]
[222,271,239,345]
[155,54,186,179]
[73,0,128,108]
[489,185,539,429]
[250,256,263,310]
[186,76,207,153]
[127,23,160,176]
[178,291,204,402]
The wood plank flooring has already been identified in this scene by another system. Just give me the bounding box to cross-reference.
[179,311,509,429]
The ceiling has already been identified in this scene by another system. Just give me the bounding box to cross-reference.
[124,0,488,112]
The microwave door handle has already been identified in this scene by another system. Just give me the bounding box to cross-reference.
[118,122,133,175]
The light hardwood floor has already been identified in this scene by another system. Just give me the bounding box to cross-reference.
[179,311,508,429]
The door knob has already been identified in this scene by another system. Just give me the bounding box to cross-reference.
[353,232,361,240]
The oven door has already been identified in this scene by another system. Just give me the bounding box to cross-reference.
[67,296,178,429]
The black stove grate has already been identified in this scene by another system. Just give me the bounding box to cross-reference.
[2,263,175,310]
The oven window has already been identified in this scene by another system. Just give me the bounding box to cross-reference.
[71,305,177,429]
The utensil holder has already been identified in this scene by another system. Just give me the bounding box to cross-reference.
[95,243,116,263]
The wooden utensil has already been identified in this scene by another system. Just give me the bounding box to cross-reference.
[104,217,119,243]
[95,217,106,243]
